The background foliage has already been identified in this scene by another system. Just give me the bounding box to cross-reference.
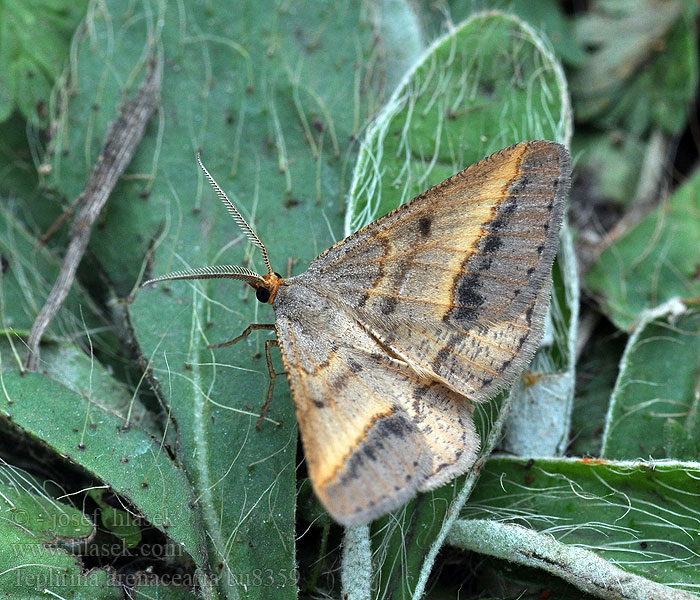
[1,1,699,599]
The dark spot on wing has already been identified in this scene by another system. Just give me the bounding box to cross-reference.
[380,296,398,315]
[331,371,350,390]
[412,386,428,401]
[509,174,530,195]
[342,448,365,481]
[375,414,407,439]
[457,275,483,307]
[483,234,502,253]
[347,358,363,373]
[474,256,492,271]
[432,347,450,370]
[490,216,507,231]
[338,412,414,484]
[502,196,518,215]
[525,303,535,322]
[418,216,432,237]
[451,274,484,323]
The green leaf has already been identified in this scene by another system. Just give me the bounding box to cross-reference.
[587,168,700,331]
[0,205,105,340]
[88,488,142,548]
[132,582,201,600]
[0,203,163,439]
[571,0,698,135]
[0,113,42,203]
[663,419,698,461]
[0,462,122,599]
[459,456,700,595]
[569,322,626,457]
[420,0,587,66]
[571,131,647,207]
[0,337,161,435]
[376,0,425,94]
[0,467,94,540]
[602,301,700,460]
[0,0,88,124]
[0,371,206,569]
[344,11,573,598]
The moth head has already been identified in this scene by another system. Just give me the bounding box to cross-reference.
[142,153,282,304]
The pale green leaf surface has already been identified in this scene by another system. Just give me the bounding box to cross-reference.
[421,0,586,66]
[132,583,201,600]
[602,301,700,461]
[502,372,574,456]
[0,205,105,342]
[378,0,425,94]
[0,0,88,123]
[461,456,700,595]
[0,464,120,599]
[587,169,700,331]
[0,371,205,568]
[88,488,142,548]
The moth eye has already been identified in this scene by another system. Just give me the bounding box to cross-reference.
[274,272,282,278]
[256,286,271,303]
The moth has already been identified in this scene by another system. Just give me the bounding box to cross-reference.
[145,141,570,526]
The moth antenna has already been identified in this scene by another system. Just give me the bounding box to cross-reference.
[143,265,265,287]
[197,152,274,275]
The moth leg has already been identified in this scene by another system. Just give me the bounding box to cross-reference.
[207,324,283,428]
[207,323,275,349]
[256,339,285,430]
